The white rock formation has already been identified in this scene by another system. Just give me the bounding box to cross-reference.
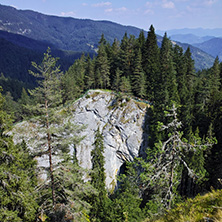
[12,90,149,191]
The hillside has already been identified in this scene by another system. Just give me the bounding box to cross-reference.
[0,35,84,84]
[0,4,216,71]
[169,33,214,44]
[194,37,222,61]
[0,4,143,52]
[144,189,222,222]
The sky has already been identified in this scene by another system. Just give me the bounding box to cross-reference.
[1,0,222,31]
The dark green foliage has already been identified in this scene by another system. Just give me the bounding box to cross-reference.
[141,105,214,218]
[84,55,96,90]
[142,25,160,100]
[3,22,222,221]
[90,128,110,221]
[159,33,179,105]
[112,67,122,92]
[0,90,38,221]
[132,49,146,98]
[95,36,110,89]
[111,161,144,222]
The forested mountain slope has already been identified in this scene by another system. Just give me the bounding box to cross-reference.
[0,3,215,72]
[1,26,222,221]
[0,4,142,52]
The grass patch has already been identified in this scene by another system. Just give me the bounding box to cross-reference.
[144,189,222,222]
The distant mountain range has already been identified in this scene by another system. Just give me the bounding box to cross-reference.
[194,38,222,61]
[157,28,222,37]
[157,28,222,61]
[0,3,218,84]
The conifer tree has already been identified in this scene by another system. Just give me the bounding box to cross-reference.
[0,89,38,222]
[23,48,89,220]
[137,30,146,49]
[111,161,144,222]
[109,38,121,84]
[95,35,110,89]
[112,67,122,92]
[84,54,95,90]
[159,33,179,105]
[142,25,160,100]
[182,47,196,136]
[90,128,110,221]
[132,49,146,98]
[141,104,214,214]
[119,33,134,79]
[62,53,86,103]
[173,44,187,106]
[119,76,132,95]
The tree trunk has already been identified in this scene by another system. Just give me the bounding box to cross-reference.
[45,99,55,209]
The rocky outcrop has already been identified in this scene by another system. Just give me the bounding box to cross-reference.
[12,90,149,191]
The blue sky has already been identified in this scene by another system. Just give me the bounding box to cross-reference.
[1,0,222,31]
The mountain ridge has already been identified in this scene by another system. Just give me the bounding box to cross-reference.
[0,3,216,76]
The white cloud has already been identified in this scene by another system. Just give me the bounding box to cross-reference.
[105,8,113,13]
[144,9,154,15]
[60,11,76,17]
[145,2,153,7]
[162,0,175,9]
[92,2,112,7]
[105,6,128,14]
[116,7,127,12]
[82,3,88,6]
[203,0,218,6]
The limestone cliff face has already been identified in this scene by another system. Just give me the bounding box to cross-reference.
[12,90,149,191]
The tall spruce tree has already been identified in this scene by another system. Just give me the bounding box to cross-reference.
[182,47,196,136]
[95,35,110,89]
[23,48,90,220]
[84,54,95,90]
[132,48,147,98]
[119,33,134,79]
[90,128,110,222]
[142,25,160,100]
[109,38,121,85]
[159,33,179,106]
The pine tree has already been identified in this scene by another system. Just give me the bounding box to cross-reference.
[132,48,146,98]
[27,48,63,211]
[137,30,146,49]
[0,89,38,222]
[23,48,89,220]
[182,47,196,136]
[90,128,110,222]
[119,33,135,79]
[111,161,144,222]
[84,54,95,90]
[61,54,86,103]
[109,38,121,85]
[173,44,187,106]
[95,36,110,89]
[142,25,160,100]
[112,67,122,92]
[141,104,214,213]
[159,33,179,105]
[119,76,132,95]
